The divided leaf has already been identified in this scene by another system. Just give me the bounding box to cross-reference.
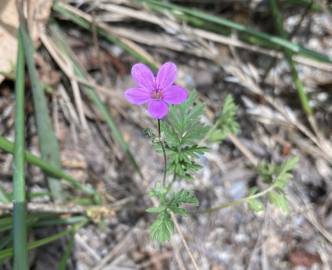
[247,188,264,213]
[248,198,265,212]
[275,156,299,188]
[148,183,168,204]
[168,189,199,217]
[170,190,199,205]
[268,191,289,214]
[248,157,298,214]
[167,145,207,179]
[208,95,239,142]
[160,91,209,179]
[148,189,198,242]
[162,91,209,146]
[150,211,174,243]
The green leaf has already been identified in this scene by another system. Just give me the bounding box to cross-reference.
[146,206,166,213]
[258,156,298,188]
[209,95,239,142]
[247,187,264,213]
[162,91,209,146]
[278,156,299,176]
[257,161,275,183]
[268,191,289,214]
[147,189,198,242]
[208,129,227,142]
[170,190,199,206]
[275,157,299,189]
[150,211,174,243]
[248,198,265,213]
[160,92,209,179]
[148,183,168,200]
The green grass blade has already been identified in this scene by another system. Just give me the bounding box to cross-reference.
[0,186,10,203]
[57,233,75,270]
[0,136,98,197]
[0,235,11,250]
[35,216,87,227]
[49,24,144,179]
[283,0,320,11]
[0,220,87,261]
[20,23,65,202]
[13,26,28,270]
[268,0,313,115]
[0,215,39,233]
[139,0,332,63]
[0,214,86,233]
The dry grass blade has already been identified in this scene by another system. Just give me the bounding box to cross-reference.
[94,1,332,72]
[43,24,144,179]
[140,0,332,63]
[53,2,158,69]
[223,63,332,164]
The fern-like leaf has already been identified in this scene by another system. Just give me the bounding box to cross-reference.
[208,95,239,142]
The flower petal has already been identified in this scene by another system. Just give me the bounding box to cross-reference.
[156,62,177,89]
[147,100,169,119]
[163,85,188,104]
[131,63,155,90]
[124,88,151,105]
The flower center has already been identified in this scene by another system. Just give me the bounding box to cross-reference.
[151,89,163,100]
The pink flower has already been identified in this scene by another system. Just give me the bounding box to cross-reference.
[124,62,188,119]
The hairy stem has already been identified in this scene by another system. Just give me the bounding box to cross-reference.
[157,119,167,187]
[166,172,177,193]
[201,184,276,214]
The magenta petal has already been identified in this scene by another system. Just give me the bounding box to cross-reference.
[163,85,188,104]
[156,62,177,89]
[131,63,155,90]
[147,100,169,119]
[124,88,151,105]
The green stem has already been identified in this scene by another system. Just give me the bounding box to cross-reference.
[201,184,276,214]
[166,172,177,193]
[13,26,28,270]
[157,120,167,187]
